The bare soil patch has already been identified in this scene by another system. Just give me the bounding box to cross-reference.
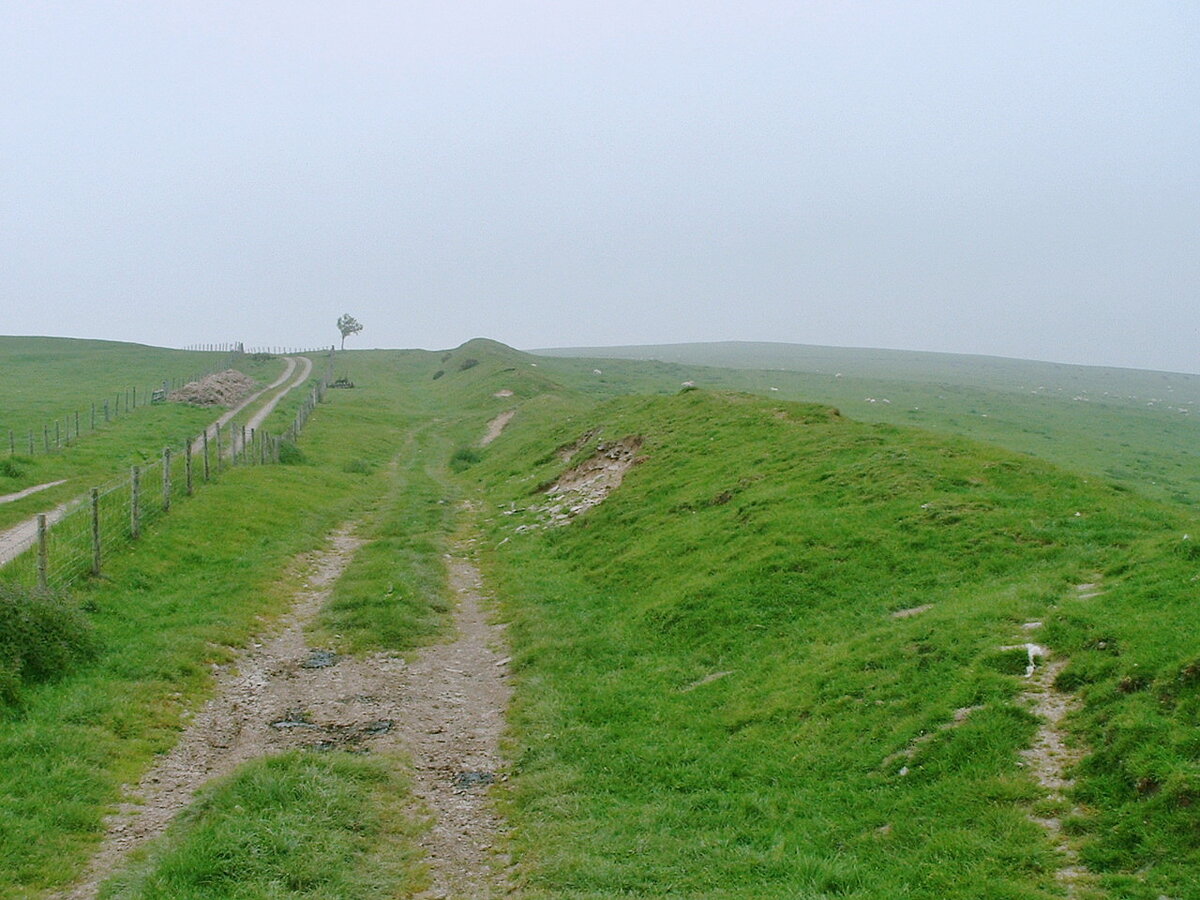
[524,436,643,528]
[481,410,515,447]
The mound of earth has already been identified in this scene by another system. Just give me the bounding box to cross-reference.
[169,370,258,407]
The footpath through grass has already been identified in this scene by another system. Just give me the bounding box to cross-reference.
[6,338,1200,899]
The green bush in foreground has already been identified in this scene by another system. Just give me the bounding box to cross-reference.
[0,582,98,706]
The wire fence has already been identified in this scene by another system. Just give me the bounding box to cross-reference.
[0,377,328,592]
[184,343,334,356]
[3,348,246,458]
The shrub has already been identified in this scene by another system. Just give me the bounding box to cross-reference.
[277,440,307,465]
[432,370,445,380]
[0,458,25,479]
[449,447,483,472]
[458,358,479,371]
[0,583,99,706]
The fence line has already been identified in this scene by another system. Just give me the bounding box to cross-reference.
[0,375,329,592]
[183,344,334,356]
[3,348,246,459]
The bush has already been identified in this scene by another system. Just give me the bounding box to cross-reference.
[0,583,99,706]
[458,358,479,371]
[0,458,26,479]
[449,447,483,472]
[277,440,307,465]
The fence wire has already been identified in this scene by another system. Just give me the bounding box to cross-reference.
[0,375,327,591]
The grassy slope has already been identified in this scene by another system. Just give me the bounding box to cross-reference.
[0,342,290,532]
[464,382,1200,899]
[533,343,1200,509]
[0,337,229,441]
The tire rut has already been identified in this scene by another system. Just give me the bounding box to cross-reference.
[56,520,514,900]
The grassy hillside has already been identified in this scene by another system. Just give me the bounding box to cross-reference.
[0,339,292,532]
[463,383,1200,899]
[4,336,1200,899]
[0,337,230,440]
[533,342,1200,509]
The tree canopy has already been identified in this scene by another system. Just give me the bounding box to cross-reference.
[336,314,363,350]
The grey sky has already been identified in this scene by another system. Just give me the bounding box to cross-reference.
[2,2,1197,371]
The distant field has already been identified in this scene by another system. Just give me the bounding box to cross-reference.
[0,337,231,446]
[535,342,1200,508]
[0,339,291,532]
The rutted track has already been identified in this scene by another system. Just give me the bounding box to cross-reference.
[57,517,514,899]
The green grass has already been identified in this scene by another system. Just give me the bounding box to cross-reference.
[0,350,456,898]
[98,752,426,899]
[466,388,1200,899]
[6,336,1200,899]
[0,337,231,450]
[533,343,1200,509]
[0,343,291,534]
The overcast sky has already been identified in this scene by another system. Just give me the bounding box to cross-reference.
[2,2,1197,371]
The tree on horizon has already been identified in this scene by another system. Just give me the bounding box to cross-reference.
[337,314,363,350]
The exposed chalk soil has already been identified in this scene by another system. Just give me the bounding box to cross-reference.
[1019,646,1092,897]
[481,410,516,447]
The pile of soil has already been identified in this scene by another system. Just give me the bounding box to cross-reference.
[169,370,258,407]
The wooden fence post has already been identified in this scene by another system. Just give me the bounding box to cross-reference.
[55,421,60,449]
[215,425,223,472]
[131,466,141,539]
[74,410,80,440]
[132,386,137,408]
[104,400,110,423]
[37,514,48,590]
[202,430,210,481]
[162,448,172,512]
[91,488,101,576]
[185,440,193,496]
[43,424,50,453]
[28,431,34,454]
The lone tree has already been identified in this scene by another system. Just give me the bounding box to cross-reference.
[336,314,363,350]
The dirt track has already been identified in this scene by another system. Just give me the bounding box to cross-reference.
[58,520,513,899]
